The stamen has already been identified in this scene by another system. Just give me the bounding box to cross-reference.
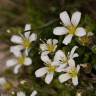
[22,38,30,48]
[47,64,56,72]
[67,25,76,34]
[18,55,25,65]
[68,67,78,77]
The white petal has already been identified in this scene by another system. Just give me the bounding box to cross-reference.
[0,78,6,85]
[35,67,47,77]
[11,35,22,44]
[24,48,30,56]
[31,90,37,96]
[59,73,71,83]
[10,45,23,56]
[29,33,37,42]
[51,61,60,66]
[87,32,94,36]
[45,73,54,84]
[41,52,51,64]
[14,65,21,74]
[69,46,78,59]
[75,27,86,37]
[63,34,73,45]
[72,53,79,58]
[17,91,26,96]
[24,24,31,31]
[40,44,48,51]
[24,57,32,66]
[56,64,67,72]
[53,39,58,45]
[24,32,30,38]
[60,11,71,26]
[77,65,80,72]
[47,39,52,45]
[53,27,68,35]
[54,50,66,61]
[71,11,81,27]
[6,59,17,67]
[72,76,78,86]
[68,59,75,67]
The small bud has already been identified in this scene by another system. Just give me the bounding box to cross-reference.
[76,92,82,96]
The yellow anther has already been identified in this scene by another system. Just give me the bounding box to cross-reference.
[68,25,76,34]
[18,55,25,65]
[47,44,55,53]
[68,67,78,77]
[22,38,30,48]
[47,64,56,72]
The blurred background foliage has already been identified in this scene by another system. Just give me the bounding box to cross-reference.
[0,0,96,96]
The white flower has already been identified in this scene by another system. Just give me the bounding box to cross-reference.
[54,46,79,72]
[30,90,38,96]
[10,24,37,56]
[17,91,26,96]
[35,52,59,84]
[58,60,80,86]
[6,52,32,74]
[78,32,94,45]
[0,77,12,90]
[40,39,58,54]
[53,11,86,45]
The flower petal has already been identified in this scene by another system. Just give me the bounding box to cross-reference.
[10,45,23,56]
[31,90,38,96]
[68,59,75,67]
[29,33,37,42]
[11,35,22,44]
[69,46,78,59]
[41,52,51,64]
[72,53,79,58]
[0,77,6,85]
[24,57,32,66]
[56,64,67,72]
[75,27,86,37]
[53,27,68,35]
[54,50,66,62]
[77,65,80,72]
[17,91,26,96]
[47,39,52,45]
[6,59,17,67]
[63,34,73,45]
[45,73,54,84]
[71,11,81,27]
[40,44,48,51]
[72,76,78,86]
[87,32,94,36]
[24,24,31,31]
[53,39,58,45]
[14,65,21,74]
[24,48,30,56]
[35,67,47,77]
[59,73,71,83]
[60,11,71,26]
[24,32,30,38]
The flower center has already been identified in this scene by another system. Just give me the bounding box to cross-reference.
[47,44,55,53]
[79,36,90,45]
[18,55,25,65]
[22,38,30,48]
[60,57,68,64]
[68,67,78,77]
[3,82,12,90]
[67,25,76,34]
[47,64,56,72]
